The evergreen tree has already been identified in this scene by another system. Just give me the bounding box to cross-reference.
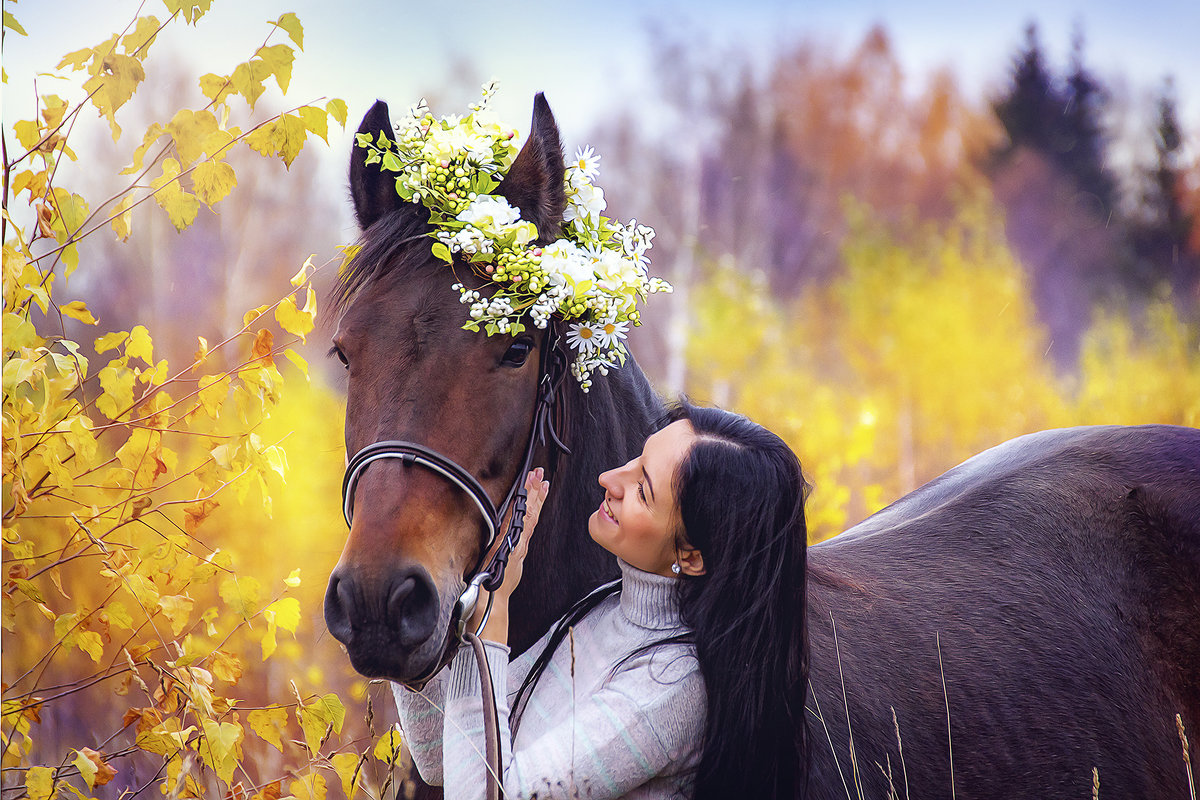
[1131,78,1198,307]
[1059,31,1117,213]
[992,24,1061,159]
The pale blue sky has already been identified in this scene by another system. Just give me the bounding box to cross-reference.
[5,0,1197,195]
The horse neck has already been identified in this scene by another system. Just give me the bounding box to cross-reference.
[506,353,664,656]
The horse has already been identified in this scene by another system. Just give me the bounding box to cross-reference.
[323,94,1200,798]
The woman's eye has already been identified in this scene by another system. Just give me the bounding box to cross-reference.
[637,481,646,503]
[501,339,533,367]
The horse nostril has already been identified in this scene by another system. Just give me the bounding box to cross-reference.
[324,572,354,645]
[388,576,416,620]
[390,570,437,647]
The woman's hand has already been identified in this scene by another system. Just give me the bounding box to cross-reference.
[472,468,550,643]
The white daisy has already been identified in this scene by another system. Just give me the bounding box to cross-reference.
[570,145,601,180]
[595,318,629,348]
[566,321,600,353]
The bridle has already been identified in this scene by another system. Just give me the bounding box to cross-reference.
[339,322,570,687]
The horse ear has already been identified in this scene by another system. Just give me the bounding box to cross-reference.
[349,100,403,231]
[498,93,566,244]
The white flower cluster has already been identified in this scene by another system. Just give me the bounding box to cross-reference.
[357,84,672,391]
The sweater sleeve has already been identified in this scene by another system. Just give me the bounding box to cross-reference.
[442,644,705,800]
[391,622,551,787]
[391,670,452,785]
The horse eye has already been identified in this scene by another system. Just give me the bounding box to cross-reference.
[501,339,534,367]
[329,345,349,370]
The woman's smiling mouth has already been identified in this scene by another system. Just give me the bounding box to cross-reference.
[601,497,617,524]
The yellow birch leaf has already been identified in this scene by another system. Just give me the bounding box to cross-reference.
[219,575,262,618]
[60,300,97,325]
[121,16,161,56]
[193,336,209,369]
[199,719,242,784]
[81,749,116,788]
[68,415,99,464]
[3,312,37,349]
[77,630,104,662]
[57,47,92,70]
[82,53,145,139]
[198,73,234,105]
[247,707,288,752]
[197,375,229,418]
[272,113,307,168]
[121,123,165,175]
[266,597,300,634]
[273,12,303,49]
[74,749,98,789]
[25,766,53,800]
[111,194,135,241]
[166,109,218,167]
[230,61,266,109]
[192,159,236,207]
[123,571,160,608]
[51,188,89,239]
[243,304,270,327]
[288,255,314,287]
[150,159,200,231]
[257,44,294,93]
[260,618,278,660]
[298,106,327,143]
[126,325,153,364]
[95,330,128,353]
[289,773,326,800]
[244,121,276,157]
[330,753,360,800]
[284,349,309,382]
[297,694,345,754]
[372,725,403,763]
[105,601,134,630]
[140,358,170,386]
[284,569,301,588]
[275,293,314,341]
[96,363,135,418]
[251,328,275,365]
[157,595,194,636]
[13,119,41,150]
[209,650,244,685]
[326,98,348,128]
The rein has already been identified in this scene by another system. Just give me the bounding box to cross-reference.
[340,322,570,688]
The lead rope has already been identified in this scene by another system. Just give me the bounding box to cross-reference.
[464,631,502,800]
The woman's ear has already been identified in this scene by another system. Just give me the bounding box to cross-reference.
[677,547,705,577]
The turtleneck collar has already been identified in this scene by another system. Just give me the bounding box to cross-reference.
[617,558,684,631]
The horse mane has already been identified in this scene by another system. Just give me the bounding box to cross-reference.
[331,208,434,316]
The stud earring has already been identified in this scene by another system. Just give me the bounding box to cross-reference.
[671,563,681,575]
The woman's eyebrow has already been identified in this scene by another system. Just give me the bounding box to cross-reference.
[642,466,656,503]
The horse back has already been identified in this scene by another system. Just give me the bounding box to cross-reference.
[804,425,1200,799]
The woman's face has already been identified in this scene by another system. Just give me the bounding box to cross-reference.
[588,420,698,577]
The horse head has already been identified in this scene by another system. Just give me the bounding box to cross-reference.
[323,95,572,683]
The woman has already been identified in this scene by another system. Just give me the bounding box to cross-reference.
[393,403,810,799]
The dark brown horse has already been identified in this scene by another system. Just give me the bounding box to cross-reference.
[324,95,1200,798]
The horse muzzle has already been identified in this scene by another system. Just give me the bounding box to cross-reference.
[323,562,453,682]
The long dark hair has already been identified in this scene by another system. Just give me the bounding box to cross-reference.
[511,402,811,797]
[670,402,810,799]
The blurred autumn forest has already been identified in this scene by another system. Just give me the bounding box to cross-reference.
[5,9,1199,799]
[89,22,1198,534]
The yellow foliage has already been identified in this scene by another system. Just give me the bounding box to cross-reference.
[685,198,1200,542]
[3,4,367,799]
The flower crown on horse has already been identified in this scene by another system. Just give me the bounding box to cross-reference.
[353,82,672,390]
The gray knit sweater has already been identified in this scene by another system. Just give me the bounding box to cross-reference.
[392,559,705,799]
